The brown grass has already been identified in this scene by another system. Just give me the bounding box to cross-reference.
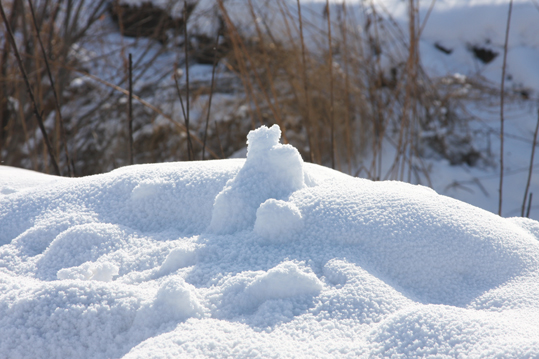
[0,0,521,186]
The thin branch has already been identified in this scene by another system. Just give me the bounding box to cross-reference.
[128,53,133,165]
[173,65,188,128]
[326,0,335,169]
[297,0,314,163]
[0,1,61,175]
[183,1,193,161]
[246,0,288,141]
[522,108,539,216]
[499,0,513,216]
[526,193,533,218]
[418,0,437,38]
[67,66,219,159]
[202,31,220,160]
[28,0,73,176]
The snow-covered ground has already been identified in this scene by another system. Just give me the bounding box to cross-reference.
[1,125,539,358]
[2,0,539,357]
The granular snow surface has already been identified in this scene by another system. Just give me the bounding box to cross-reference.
[1,125,539,358]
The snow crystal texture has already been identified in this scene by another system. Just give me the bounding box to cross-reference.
[1,124,539,358]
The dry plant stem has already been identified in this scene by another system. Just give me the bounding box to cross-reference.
[340,2,352,174]
[29,0,73,173]
[522,108,539,216]
[70,66,219,159]
[499,0,513,216]
[173,66,188,127]
[418,0,437,38]
[217,0,261,129]
[128,53,133,165]
[184,1,193,161]
[368,1,384,179]
[296,0,314,163]
[247,0,288,141]
[221,1,289,142]
[202,32,220,160]
[277,0,299,55]
[526,192,533,218]
[407,0,420,183]
[391,0,416,181]
[0,2,18,160]
[0,1,61,175]
[326,0,335,169]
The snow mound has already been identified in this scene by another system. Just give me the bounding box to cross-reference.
[209,125,305,234]
[152,277,204,321]
[245,261,322,302]
[1,125,539,358]
[36,223,129,280]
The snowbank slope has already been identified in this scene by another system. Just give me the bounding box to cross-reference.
[1,125,539,358]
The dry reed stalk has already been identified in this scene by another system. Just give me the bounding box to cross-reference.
[173,65,188,132]
[202,31,220,160]
[221,1,289,142]
[128,53,133,165]
[522,109,539,217]
[0,1,61,175]
[247,0,287,139]
[499,0,513,216]
[66,65,219,159]
[28,0,73,176]
[183,1,193,161]
[217,0,261,129]
[340,1,352,173]
[296,0,315,163]
[326,0,335,169]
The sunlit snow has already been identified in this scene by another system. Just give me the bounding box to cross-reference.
[1,125,539,358]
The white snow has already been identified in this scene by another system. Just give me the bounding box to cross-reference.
[1,124,539,358]
[254,199,303,242]
[210,125,305,234]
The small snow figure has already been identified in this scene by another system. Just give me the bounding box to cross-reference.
[209,125,305,234]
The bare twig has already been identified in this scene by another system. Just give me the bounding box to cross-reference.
[219,1,289,142]
[499,0,513,216]
[68,66,219,159]
[326,0,335,169]
[418,0,437,38]
[128,53,133,165]
[247,0,287,141]
[184,1,193,161]
[0,1,61,175]
[28,0,74,176]
[340,1,352,174]
[297,0,314,163]
[526,192,533,218]
[173,65,188,129]
[202,31,220,160]
[522,108,539,216]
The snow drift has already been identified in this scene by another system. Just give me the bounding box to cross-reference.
[1,125,539,358]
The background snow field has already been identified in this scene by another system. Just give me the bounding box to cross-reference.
[2,125,539,358]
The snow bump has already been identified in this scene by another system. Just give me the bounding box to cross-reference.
[254,199,303,242]
[209,125,305,234]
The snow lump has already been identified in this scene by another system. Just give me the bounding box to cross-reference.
[209,124,305,234]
